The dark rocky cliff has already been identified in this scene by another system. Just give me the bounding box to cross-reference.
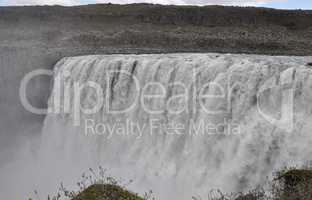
[1,4,312,55]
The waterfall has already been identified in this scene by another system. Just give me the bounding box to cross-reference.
[2,53,312,200]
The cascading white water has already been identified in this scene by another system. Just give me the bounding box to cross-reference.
[1,53,312,200]
[41,53,312,199]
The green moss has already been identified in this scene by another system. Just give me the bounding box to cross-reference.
[72,184,144,200]
[278,169,312,187]
[272,168,312,200]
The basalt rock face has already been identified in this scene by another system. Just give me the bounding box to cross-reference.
[1,4,312,55]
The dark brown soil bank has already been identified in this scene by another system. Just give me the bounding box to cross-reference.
[1,4,312,55]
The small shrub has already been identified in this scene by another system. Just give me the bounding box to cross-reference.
[72,184,144,200]
[235,189,267,200]
[272,168,312,200]
[28,166,152,200]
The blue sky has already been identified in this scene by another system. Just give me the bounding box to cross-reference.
[0,0,311,9]
[265,0,312,9]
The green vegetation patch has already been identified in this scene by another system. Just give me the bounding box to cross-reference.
[72,184,144,200]
[277,169,312,187]
[272,168,312,200]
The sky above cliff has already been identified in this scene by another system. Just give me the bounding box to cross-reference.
[0,0,311,9]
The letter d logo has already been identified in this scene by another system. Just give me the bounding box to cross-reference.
[257,67,295,133]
